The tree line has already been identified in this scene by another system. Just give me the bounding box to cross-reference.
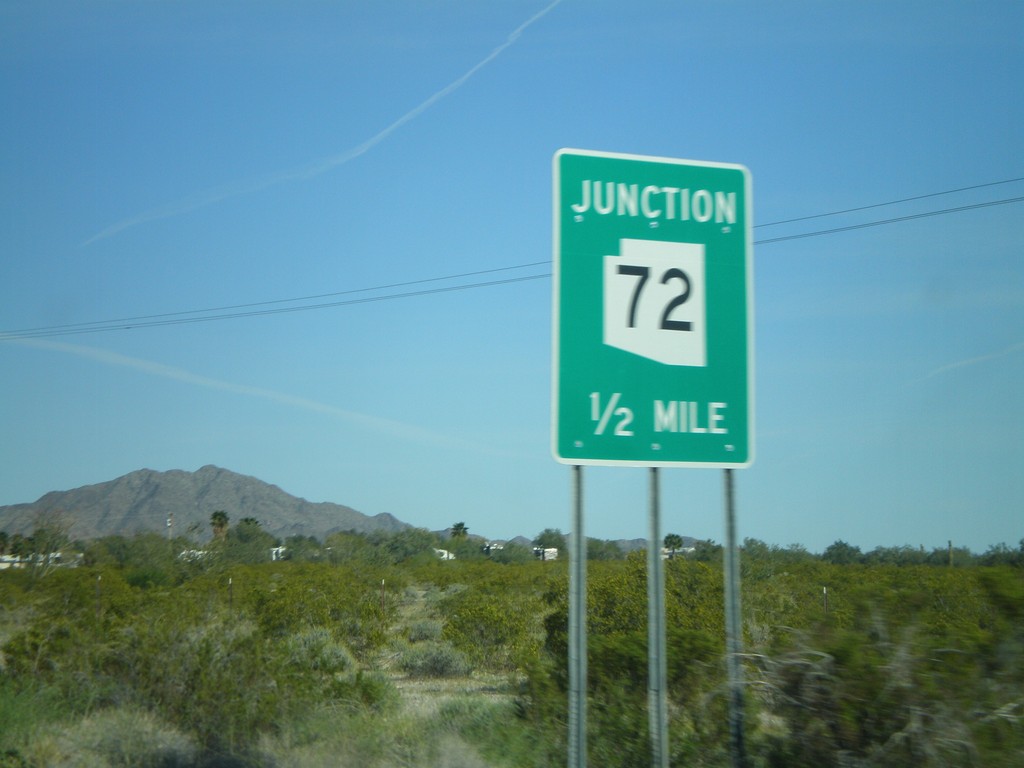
[2,512,1022,569]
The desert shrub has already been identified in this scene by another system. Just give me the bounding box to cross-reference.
[489,543,535,564]
[340,670,400,712]
[531,559,710,765]
[2,568,140,711]
[123,566,171,590]
[530,556,737,767]
[268,700,452,768]
[435,582,467,600]
[406,557,559,594]
[21,707,196,768]
[438,698,545,768]
[739,565,1024,768]
[0,679,70,758]
[750,629,984,768]
[286,627,355,674]
[0,750,28,768]
[407,619,443,643]
[118,616,302,754]
[84,533,189,588]
[399,641,472,678]
[2,544,1018,767]
[366,528,442,565]
[5,566,138,630]
[542,555,723,670]
[1,563,407,760]
[441,584,542,672]
[238,563,392,656]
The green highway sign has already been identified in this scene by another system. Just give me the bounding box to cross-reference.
[552,149,754,467]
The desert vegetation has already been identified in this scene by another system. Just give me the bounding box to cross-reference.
[0,524,1021,767]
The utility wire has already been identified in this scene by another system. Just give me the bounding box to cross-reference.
[4,261,550,337]
[2,184,1022,342]
[755,195,1024,245]
[3,274,549,339]
[754,176,1024,228]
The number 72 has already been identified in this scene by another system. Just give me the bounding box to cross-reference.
[616,264,693,331]
[602,239,706,367]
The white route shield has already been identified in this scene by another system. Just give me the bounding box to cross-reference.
[603,238,707,367]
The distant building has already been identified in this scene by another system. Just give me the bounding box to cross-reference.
[661,546,696,559]
[0,552,79,570]
[533,547,558,561]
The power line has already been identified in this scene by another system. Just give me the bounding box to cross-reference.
[3,274,551,339]
[755,195,1024,245]
[3,261,550,337]
[2,184,1022,342]
[754,176,1024,228]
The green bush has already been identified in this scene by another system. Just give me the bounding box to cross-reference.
[286,627,355,674]
[2,568,139,712]
[443,594,537,671]
[238,563,392,656]
[120,616,300,753]
[407,619,443,643]
[0,750,29,768]
[438,698,548,767]
[338,670,399,712]
[0,679,69,757]
[2,542,1020,766]
[22,707,196,768]
[399,641,472,678]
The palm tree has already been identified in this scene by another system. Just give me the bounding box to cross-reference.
[210,510,229,540]
[450,522,468,539]
[664,533,684,559]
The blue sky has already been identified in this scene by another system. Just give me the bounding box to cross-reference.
[1,1,1021,553]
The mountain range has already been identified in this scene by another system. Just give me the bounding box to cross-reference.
[0,466,694,554]
[0,465,408,544]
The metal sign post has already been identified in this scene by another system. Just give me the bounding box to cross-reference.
[723,468,748,768]
[568,465,587,768]
[647,468,669,768]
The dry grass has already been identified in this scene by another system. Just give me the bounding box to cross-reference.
[18,707,196,767]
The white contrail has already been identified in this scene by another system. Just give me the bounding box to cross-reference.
[920,341,1024,380]
[12,338,483,451]
[84,0,563,246]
